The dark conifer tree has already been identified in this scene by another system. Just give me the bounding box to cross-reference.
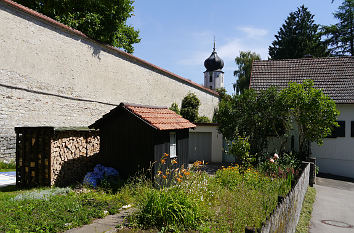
[321,0,354,56]
[269,5,328,59]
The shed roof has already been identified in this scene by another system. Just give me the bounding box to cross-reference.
[90,103,196,131]
[250,56,354,104]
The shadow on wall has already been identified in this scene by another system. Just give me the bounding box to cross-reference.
[53,152,101,187]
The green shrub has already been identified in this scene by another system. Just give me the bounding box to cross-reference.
[180,93,200,122]
[229,135,256,168]
[135,187,203,231]
[169,102,180,115]
[195,116,211,123]
[258,152,301,179]
[0,160,16,170]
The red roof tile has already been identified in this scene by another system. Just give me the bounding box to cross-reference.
[125,104,196,130]
[89,103,196,130]
[250,57,354,104]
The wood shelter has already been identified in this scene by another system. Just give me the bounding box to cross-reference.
[15,127,99,187]
[89,103,196,178]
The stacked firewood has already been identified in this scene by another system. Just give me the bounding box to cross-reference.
[50,131,100,185]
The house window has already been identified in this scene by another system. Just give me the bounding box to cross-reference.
[327,121,345,138]
[209,74,212,82]
[351,121,354,137]
[170,132,177,158]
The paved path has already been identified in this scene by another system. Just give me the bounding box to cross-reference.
[310,176,354,233]
[0,171,16,187]
[66,206,135,233]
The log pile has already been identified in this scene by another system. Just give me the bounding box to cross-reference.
[50,131,100,186]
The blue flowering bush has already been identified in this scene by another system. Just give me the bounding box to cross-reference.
[83,164,119,188]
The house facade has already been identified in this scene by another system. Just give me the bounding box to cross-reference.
[250,57,354,178]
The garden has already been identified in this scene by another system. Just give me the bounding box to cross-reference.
[0,80,336,232]
[0,153,299,233]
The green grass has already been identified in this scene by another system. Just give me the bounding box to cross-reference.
[0,183,144,232]
[0,161,16,172]
[130,165,291,232]
[0,169,15,172]
[296,187,316,233]
[0,165,293,233]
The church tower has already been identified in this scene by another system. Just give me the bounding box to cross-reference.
[203,41,224,90]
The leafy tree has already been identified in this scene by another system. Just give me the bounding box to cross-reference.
[321,0,354,56]
[195,116,211,123]
[233,51,261,94]
[269,5,328,59]
[180,93,201,123]
[229,135,255,168]
[215,81,339,159]
[14,0,140,53]
[169,103,180,115]
[215,88,289,156]
[280,80,339,158]
[215,88,231,101]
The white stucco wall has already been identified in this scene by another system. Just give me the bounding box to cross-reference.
[0,1,219,160]
[204,71,224,90]
[311,104,354,178]
[189,124,223,162]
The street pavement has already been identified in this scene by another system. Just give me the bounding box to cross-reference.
[0,171,16,187]
[310,176,354,233]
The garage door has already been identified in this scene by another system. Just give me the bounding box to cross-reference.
[188,132,212,162]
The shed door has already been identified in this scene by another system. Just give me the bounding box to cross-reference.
[188,132,212,162]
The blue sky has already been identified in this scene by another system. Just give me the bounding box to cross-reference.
[127,1,341,94]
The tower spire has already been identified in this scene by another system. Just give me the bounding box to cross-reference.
[213,36,216,52]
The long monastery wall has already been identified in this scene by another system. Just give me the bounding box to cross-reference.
[0,1,219,161]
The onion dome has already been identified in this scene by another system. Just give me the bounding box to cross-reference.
[204,47,224,72]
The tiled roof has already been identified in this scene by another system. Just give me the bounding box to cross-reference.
[250,57,354,104]
[1,0,218,97]
[125,104,196,130]
[90,103,196,130]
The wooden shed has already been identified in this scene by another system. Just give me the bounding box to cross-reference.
[89,103,196,178]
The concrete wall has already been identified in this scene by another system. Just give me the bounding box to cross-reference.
[311,104,354,179]
[189,124,223,162]
[0,1,219,161]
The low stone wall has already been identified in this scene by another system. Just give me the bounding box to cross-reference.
[16,127,100,187]
[259,163,310,233]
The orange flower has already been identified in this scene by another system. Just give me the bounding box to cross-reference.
[171,159,178,164]
[184,171,190,176]
[163,153,169,157]
[157,170,162,175]
[161,159,166,164]
[179,174,183,178]
[162,175,167,179]
[176,178,182,182]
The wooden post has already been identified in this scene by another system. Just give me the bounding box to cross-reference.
[307,157,316,186]
[245,226,257,233]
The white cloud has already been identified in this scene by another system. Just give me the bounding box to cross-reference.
[237,26,268,38]
[178,27,270,66]
[218,38,268,60]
